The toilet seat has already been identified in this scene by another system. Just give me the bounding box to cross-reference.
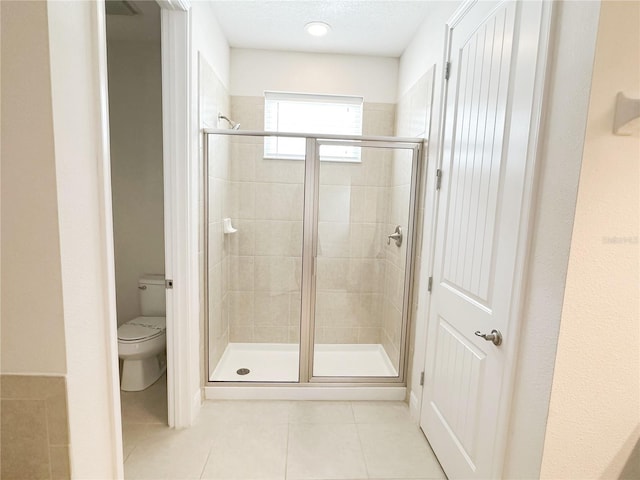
[118,316,166,343]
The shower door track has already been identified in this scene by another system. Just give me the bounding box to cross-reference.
[203,129,424,393]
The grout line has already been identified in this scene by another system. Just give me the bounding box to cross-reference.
[352,408,371,480]
[284,418,291,480]
[199,447,214,480]
[43,398,54,480]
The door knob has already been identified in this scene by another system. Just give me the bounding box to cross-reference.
[387,225,403,247]
[474,329,502,346]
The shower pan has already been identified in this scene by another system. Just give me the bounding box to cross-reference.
[203,129,422,395]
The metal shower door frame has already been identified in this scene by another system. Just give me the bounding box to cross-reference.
[203,129,423,387]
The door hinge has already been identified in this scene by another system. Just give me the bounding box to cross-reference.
[445,61,451,81]
[420,371,425,386]
[165,279,174,289]
[436,169,442,190]
[427,276,433,293]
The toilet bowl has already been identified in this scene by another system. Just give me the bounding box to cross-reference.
[118,316,166,391]
[117,274,167,391]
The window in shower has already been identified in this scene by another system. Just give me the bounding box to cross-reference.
[264,92,363,162]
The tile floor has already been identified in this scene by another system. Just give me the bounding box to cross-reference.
[121,375,446,480]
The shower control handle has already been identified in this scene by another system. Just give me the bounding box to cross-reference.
[387,226,403,247]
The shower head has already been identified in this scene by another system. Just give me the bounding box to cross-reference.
[218,113,240,130]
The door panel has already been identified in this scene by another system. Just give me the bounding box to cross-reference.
[421,1,548,478]
[442,3,513,305]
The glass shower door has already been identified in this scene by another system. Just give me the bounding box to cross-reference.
[206,133,305,382]
[311,141,419,379]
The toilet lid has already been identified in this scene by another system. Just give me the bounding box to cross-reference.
[118,324,162,342]
[128,316,166,330]
[118,316,166,342]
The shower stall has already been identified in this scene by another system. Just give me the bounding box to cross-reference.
[204,129,422,392]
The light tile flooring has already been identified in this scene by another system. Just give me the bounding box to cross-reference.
[121,375,446,480]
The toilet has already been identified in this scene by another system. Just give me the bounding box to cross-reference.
[118,275,167,391]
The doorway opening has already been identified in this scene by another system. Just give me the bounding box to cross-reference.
[105,0,168,427]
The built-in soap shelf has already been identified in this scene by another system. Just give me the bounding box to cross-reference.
[223,218,237,234]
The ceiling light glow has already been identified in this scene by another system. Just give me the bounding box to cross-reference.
[305,21,331,37]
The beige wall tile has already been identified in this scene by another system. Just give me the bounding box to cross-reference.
[228,291,254,326]
[229,325,254,343]
[1,375,65,400]
[227,219,255,255]
[1,399,52,479]
[319,185,352,223]
[227,181,256,219]
[254,256,301,293]
[316,257,350,291]
[255,157,305,185]
[254,220,303,257]
[46,392,69,446]
[358,327,382,344]
[50,445,71,480]
[224,96,402,349]
[318,221,351,257]
[289,293,302,326]
[227,256,255,291]
[229,142,257,182]
[254,292,289,327]
[288,326,300,344]
[254,182,304,221]
[253,326,289,343]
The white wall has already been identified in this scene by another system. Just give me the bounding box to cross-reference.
[192,0,229,89]
[540,1,640,478]
[190,0,231,414]
[503,2,601,477]
[400,2,606,478]
[48,0,123,476]
[397,2,458,99]
[230,48,398,104]
[107,38,165,326]
[0,0,67,375]
[397,0,461,419]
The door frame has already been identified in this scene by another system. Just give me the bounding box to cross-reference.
[419,0,555,477]
[156,0,199,428]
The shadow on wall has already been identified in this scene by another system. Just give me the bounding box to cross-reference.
[617,436,640,479]
[602,427,640,480]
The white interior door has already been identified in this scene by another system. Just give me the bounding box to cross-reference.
[420,1,549,478]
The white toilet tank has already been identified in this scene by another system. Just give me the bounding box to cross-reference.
[139,274,166,316]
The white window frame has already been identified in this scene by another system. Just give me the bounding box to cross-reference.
[264,91,364,163]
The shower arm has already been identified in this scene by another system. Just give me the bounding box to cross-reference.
[218,113,240,130]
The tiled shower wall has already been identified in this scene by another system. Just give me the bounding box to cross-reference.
[224,96,399,349]
[381,147,413,370]
[388,68,437,374]
[226,95,306,344]
[200,56,231,375]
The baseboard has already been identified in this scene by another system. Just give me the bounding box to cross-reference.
[204,385,406,401]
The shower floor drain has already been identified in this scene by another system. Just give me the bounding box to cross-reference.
[236,368,250,376]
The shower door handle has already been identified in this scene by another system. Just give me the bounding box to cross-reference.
[387,226,403,247]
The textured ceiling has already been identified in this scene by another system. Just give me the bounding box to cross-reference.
[208,1,434,57]
[105,1,434,57]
